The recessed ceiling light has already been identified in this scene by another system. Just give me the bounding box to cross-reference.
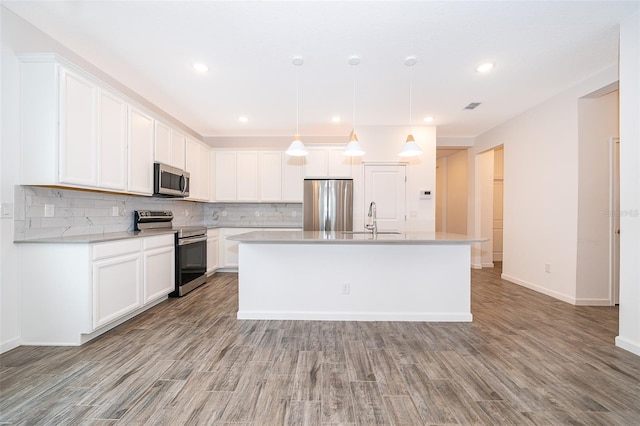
[476,62,494,73]
[331,116,341,123]
[238,116,248,123]
[192,62,209,73]
[423,116,434,123]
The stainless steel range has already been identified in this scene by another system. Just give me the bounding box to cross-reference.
[134,210,207,297]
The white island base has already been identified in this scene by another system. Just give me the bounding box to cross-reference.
[236,234,474,322]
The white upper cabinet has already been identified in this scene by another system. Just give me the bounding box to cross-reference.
[127,106,154,195]
[282,155,304,202]
[304,146,352,178]
[154,121,172,166]
[155,121,187,171]
[97,89,127,191]
[58,68,98,186]
[237,151,259,201]
[259,151,283,201]
[19,54,195,197]
[215,151,238,201]
[171,131,186,170]
[213,149,305,202]
[185,137,211,201]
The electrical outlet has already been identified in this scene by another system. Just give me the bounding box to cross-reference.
[255,211,260,217]
[545,263,551,273]
[1,203,13,219]
[44,204,55,218]
[292,211,297,217]
[184,209,190,217]
[112,206,119,217]
[341,283,350,294]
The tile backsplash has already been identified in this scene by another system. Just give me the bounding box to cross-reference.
[204,203,302,228]
[14,186,302,240]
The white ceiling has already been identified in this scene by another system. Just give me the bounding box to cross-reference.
[4,1,639,140]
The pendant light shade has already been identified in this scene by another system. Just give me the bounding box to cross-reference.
[286,57,308,157]
[344,129,365,157]
[344,56,365,157]
[399,56,423,157]
[398,134,422,157]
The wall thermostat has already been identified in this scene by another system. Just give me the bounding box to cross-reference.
[419,190,433,200]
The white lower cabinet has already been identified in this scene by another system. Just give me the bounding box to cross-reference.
[221,228,255,268]
[92,252,142,329]
[207,229,220,274]
[143,235,175,303]
[19,233,175,346]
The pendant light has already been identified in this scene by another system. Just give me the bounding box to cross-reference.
[286,56,308,157]
[398,56,423,157]
[344,56,365,157]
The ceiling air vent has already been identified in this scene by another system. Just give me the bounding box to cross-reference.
[464,102,481,110]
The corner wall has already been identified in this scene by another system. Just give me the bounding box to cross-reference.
[474,65,618,304]
[576,90,619,305]
[616,11,640,356]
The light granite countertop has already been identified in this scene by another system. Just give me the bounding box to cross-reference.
[228,230,489,245]
[13,228,178,244]
[14,225,304,244]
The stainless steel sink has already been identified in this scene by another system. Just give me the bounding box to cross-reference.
[342,231,402,235]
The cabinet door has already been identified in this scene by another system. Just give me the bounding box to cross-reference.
[215,151,237,201]
[222,228,253,267]
[171,130,186,170]
[59,68,97,186]
[154,121,172,166]
[97,89,127,191]
[92,253,142,329]
[143,246,175,303]
[127,107,154,194]
[282,155,304,202]
[303,148,327,178]
[328,147,352,177]
[185,138,201,200]
[259,151,282,201]
[207,235,219,274]
[237,152,259,201]
[199,144,211,201]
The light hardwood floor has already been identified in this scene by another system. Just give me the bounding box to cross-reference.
[2,265,640,425]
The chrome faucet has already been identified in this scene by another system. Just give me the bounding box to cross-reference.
[365,201,377,236]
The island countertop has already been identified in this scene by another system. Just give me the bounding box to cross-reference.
[228,230,488,245]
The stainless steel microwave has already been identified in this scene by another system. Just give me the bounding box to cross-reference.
[153,162,190,198]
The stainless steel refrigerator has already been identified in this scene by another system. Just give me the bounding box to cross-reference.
[303,179,353,231]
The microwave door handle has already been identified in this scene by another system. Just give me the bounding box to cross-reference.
[180,174,187,194]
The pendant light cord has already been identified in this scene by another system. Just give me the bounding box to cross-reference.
[296,65,300,135]
[408,64,413,128]
[352,64,356,128]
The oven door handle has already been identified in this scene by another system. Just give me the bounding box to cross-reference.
[178,236,207,246]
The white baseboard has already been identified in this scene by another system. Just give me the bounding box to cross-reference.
[500,273,576,305]
[482,262,495,268]
[1,336,21,354]
[575,298,613,306]
[237,311,473,322]
[471,263,483,269]
[615,336,640,356]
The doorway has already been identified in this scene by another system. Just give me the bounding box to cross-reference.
[609,137,620,305]
[364,164,406,232]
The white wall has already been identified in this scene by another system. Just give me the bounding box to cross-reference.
[616,11,640,356]
[354,126,436,232]
[576,90,619,305]
[474,65,619,304]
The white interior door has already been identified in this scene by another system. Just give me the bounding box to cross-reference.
[364,164,406,231]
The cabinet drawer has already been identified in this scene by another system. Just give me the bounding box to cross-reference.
[93,239,141,260]
[143,234,175,250]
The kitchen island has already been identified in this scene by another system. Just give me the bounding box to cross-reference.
[229,231,487,322]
